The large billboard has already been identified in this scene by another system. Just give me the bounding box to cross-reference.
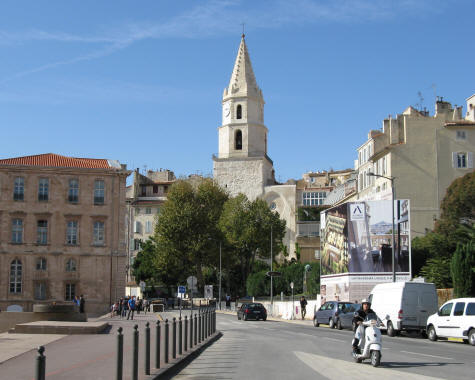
[320,200,411,276]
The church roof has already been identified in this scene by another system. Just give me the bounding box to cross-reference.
[226,35,262,99]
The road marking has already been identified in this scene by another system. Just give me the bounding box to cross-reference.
[399,351,453,360]
[295,351,444,379]
[323,337,345,342]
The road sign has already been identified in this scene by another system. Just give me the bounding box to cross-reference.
[266,271,282,277]
[290,282,294,289]
[204,285,213,299]
[139,281,146,292]
[178,285,186,294]
[187,276,198,290]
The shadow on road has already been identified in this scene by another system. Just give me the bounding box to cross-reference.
[379,361,465,369]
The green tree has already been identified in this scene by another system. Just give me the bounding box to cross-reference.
[420,257,452,288]
[132,238,158,284]
[219,194,286,295]
[450,241,475,297]
[154,178,228,290]
[435,171,475,244]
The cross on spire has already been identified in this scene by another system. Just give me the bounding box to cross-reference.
[241,22,245,38]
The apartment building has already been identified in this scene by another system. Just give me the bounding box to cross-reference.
[125,168,176,296]
[0,153,130,314]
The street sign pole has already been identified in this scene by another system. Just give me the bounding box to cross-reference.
[290,282,294,320]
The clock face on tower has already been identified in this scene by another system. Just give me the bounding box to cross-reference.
[223,102,231,124]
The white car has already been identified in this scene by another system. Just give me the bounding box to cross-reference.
[426,298,475,345]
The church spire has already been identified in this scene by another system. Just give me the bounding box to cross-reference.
[225,35,262,99]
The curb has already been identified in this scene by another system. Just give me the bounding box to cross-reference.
[148,331,222,380]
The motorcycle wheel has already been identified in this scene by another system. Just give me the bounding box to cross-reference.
[371,350,381,367]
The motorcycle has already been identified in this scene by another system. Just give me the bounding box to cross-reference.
[352,312,384,367]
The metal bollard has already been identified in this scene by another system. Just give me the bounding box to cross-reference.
[165,319,169,363]
[184,316,188,352]
[35,346,46,380]
[155,321,161,369]
[198,312,202,343]
[145,322,150,375]
[132,325,139,380]
[116,327,123,380]
[205,309,209,338]
[178,317,183,355]
[189,314,193,349]
[194,314,197,345]
[172,317,177,359]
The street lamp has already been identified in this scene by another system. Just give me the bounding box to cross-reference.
[367,172,396,282]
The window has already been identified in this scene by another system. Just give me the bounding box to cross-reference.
[146,207,152,214]
[382,156,387,175]
[466,303,475,316]
[135,208,140,216]
[13,177,24,201]
[134,221,141,234]
[9,260,22,293]
[36,257,47,271]
[456,130,466,140]
[34,283,47,300]
[66,259,76,272]
[452,152,473,169]
[38,178,49,201]
[12,219,23,243]
[65,283,76,301]
[456,152,467,168]
[66,221,78,245]
[235,130,242,150]
[134,239,141,250]
[145,221,152,234]
[37,220,48,244]
[141,186,147,196]
[439,302,453,317]
[302,192,326,206]
[236,104,242,119]
[93,221,105,245]
[153,185,158,193]
[94,180,105,204]
[454,302,465,316]
[68,179,79,203]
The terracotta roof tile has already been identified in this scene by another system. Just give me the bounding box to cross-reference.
[0,153,114,169]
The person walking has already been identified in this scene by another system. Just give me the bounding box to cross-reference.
[79,295,85,313]
[300,296,307,320]
[127,296,136,320]
[121,298,128,318]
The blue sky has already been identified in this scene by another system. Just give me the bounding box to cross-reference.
[1,0,473,182]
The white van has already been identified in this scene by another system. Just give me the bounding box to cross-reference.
[368,281,438,336]
[426,298,475,345]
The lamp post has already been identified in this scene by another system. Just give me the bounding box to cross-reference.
[270,224,273,307]
[219,241,222,310]
[367,172,396,282]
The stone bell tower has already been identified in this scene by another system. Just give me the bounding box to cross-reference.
[213,35,275,200]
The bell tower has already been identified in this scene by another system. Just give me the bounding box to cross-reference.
[213,35,275,200]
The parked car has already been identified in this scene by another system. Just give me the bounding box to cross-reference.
[426,298,475,345]
[313,301,355,329]
[237,303,267,321]
[368,281,438,336]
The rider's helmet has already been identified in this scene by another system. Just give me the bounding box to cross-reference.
[361,298,371,308]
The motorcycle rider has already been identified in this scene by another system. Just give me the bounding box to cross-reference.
[352,299,379,353]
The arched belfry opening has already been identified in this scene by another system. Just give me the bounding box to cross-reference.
[236,104,242,119]
[235,130,242,150]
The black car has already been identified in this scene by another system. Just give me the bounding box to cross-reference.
[237,303,267,321]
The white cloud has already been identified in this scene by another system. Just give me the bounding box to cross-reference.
[0,0,438,83]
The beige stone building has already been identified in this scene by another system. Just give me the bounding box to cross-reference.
[350,96,475,237]
[125,168,176,296]
[0,153,130,314]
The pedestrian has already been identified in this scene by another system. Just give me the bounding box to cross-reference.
[136,297,142,315]
[225,295,231,310]
[79,295,86,313]
[122,298,128,318]
[300,296,307,320]
[127,296,136,320]
[111,302,117,318]
[143,299,148,315]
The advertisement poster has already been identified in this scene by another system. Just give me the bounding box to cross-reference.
[321,200,410,276]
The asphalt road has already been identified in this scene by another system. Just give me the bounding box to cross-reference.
[174,313,475,380]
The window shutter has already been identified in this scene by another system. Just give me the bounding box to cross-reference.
[468,152,473,169]
[452,152,457,168]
